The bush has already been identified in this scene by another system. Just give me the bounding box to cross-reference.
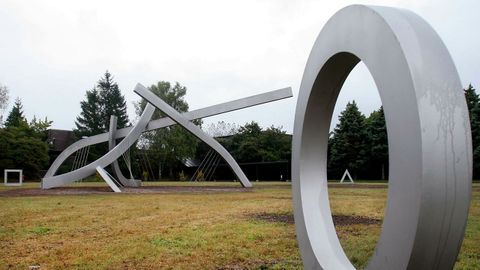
[0,127,49,179]
[178,170,187,181]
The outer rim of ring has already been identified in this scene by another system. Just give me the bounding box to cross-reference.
[292,5,471,270]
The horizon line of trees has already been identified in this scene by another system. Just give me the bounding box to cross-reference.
[1,76,480,181]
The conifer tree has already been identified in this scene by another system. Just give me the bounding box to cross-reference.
[98,71,129,130]
[4,98,27,128]
[328,101,368,179]
[75,88,103,137]
[465,84,480,178]
[75,71,129,137]
[365,106,388,179]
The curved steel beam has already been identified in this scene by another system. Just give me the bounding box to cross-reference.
[135,83,252,188]
[108,115,141,187]
[41,104,156,189]
[44,87,292,179]
[292,5,471,270]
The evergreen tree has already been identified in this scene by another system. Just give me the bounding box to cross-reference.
[365,107,388,179]
[75,71,129,137]
[328,101,368,179]
[75,88,103,137]
[4,98,28,129]
[98,71,129,130]
[464,84,480,178]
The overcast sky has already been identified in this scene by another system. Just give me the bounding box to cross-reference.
[0,0,478,134]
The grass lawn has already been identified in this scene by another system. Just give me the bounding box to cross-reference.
[0,181,478,269]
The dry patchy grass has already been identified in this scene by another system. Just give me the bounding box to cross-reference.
[0,182,478,269]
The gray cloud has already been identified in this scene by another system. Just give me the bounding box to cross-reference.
[0,0,478,133]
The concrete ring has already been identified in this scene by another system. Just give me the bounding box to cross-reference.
[292,5,471,270]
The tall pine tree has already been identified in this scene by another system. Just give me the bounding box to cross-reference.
[75,71,129,137]
[365,106,388,179]
[4,98,28,129]
[464,84,480,178]
[98,71,129,130]
[328,101,368,179]
[75,88,103,137]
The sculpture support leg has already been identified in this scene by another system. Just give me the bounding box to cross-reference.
[108,115,141,187]
[96,166,122,193]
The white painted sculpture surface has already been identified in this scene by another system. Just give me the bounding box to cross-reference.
[42,87,292,190]
[340,169,353,183]
[292,5,472,270]
[4,169,23,186]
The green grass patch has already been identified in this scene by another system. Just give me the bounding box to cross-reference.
[29,226,52,235]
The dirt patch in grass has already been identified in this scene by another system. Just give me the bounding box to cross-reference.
[248,212,295,224]
[0,185,250,197]
[333,214,381,226]
[248,212,381,226]
[217,259,291,270]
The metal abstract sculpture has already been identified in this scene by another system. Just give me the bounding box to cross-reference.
[108,115,141,187]
[339,169,353,184]
[4,169,23,186]
[292,5,471,270]
[42,86,292,190]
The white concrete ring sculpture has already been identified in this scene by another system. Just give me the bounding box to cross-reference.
[292,5,471,270]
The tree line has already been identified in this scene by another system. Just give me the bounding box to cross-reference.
[328,84,480,180]
[1,73,479,181]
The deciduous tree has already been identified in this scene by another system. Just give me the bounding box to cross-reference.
[0,98,51,179]
[135,81,200,179]
[0,84,9,127]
